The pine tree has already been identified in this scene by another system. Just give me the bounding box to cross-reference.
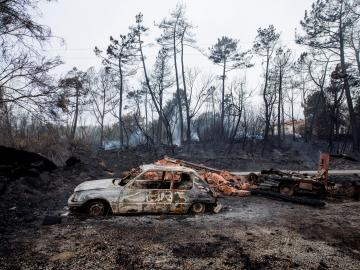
[209,36,252,136]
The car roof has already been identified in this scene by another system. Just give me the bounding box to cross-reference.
[140,164,197,173]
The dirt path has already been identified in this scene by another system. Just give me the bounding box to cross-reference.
[1,197,360,270]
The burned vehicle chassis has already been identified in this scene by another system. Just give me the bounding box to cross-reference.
[68,165,219,216]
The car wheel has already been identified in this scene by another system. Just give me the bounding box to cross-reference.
[248,173,259,185]
[191,203,205,214]
[279,184,294,196]
[87,201,107,217]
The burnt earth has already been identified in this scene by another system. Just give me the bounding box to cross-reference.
[1,197,360,269]
[0,143,360,269]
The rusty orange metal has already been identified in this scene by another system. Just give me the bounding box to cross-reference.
[319,152,330,187]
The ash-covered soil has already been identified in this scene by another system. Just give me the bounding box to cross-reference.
[2,197,360,270]
[1,141,360,269]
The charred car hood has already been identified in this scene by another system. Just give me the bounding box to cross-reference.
[74,179,116,192]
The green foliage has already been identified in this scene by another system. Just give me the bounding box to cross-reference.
[297,0,360,49]
[209,36,253,69]
[253,25,280,56]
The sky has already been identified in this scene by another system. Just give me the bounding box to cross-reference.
[38,0,316,120]
[39,0,314,68]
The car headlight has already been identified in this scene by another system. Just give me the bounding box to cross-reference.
[71,192,81,202]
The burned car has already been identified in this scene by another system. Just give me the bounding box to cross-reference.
[68,164,221,216]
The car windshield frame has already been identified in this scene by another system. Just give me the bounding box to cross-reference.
[124,169,197,191]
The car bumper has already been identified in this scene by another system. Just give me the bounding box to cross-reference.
[68,193,83,209]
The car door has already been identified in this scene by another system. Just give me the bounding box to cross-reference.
[118,170,173,213]
[169,172,193,213]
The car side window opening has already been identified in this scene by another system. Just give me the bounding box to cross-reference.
[119,176,131,186]
[172,172,193,190]
[130,171,171,190]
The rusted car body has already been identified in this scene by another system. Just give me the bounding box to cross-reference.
[68,164,220,216]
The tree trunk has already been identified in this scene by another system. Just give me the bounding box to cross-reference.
[173,22,184,144]
[100,86,106,148]
[212,92,216,136]
[118,60,124,148]
[180,30,191,143]
[354,45,360,78]
[138,32,173,146]
[307,60,329,142]
[221,58,227,136]
[158,85,163,144]
[242,109,248,150]
[291,89,296,141]
[71,87,80,140]
[263,54,271,144]
[302,85,308,142]
[145,86,148,133]
[228,111,242,154]
[277,69,282,145]
[339,10,359,151]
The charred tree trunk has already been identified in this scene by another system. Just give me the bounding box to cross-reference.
[138,31,174,147]
[118,60,124,147]
[339,18,358,151]
[180,29,191,143]
[221,58,227,137]
[71,87,80,140]
[263,56,271,144]
[277,68,283,145]
[100,89,106,148]
[291,90,296,141]
[228,112,242,154]
[173,22,184,144]
[158,85,163,144]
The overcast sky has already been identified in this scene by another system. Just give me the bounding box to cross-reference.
[39,0,314,69]
[38,0,315,119]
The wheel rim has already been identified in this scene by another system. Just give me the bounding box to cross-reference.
[248,173,258,184]
[192,203,205,214]
[89,202,104,216]
[280,186,294,196]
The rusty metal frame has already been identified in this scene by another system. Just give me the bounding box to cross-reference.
[69,164,218,215]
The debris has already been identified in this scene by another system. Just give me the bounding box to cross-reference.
[212,203,223,213]
[256,168,327,197]
[49,251,74,262]
[156,156,251,197]
[153,154,332,202]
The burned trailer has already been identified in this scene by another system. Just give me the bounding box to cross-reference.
[251,153,330,197]
[68,164,221,216]
[252,169,328,197]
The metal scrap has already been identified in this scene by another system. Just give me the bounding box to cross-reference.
[155,156,252,196]
[155,154,332,200]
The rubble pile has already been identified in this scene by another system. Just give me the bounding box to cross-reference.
[203,172,252,196]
